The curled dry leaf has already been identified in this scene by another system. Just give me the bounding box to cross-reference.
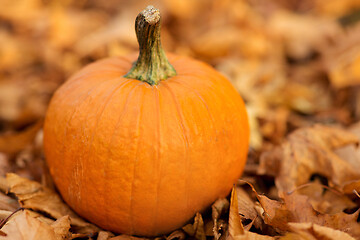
[259,124,360,192]
[335,121,360,194]
[166,230,186,240]
[323,23,360,88]
[254,190,360,238]
[296,182,356,214]
[182,213,206,240]
[0,192,19,212]
[96,231,115,240]
[228,187,244,238]
[108,235,149,240]
[228,187,273,240]
[212,198,229,240]
[283,222,356,240]
[235,187,262,229]
[268,10,341,60]
[5,173,99,234]
[314,0,360,18]
[0,210,70,240]
[0,120,42,155]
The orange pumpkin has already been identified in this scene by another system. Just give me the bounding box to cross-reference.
[44,6,249,236]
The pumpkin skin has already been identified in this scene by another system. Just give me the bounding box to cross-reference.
[43,53,249,236]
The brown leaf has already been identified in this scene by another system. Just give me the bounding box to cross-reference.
[97,231,115,240]
[212,198,229,240]
[0,120,42,155]
[296,182,356,214]
[335,121,360,194]
[236,187,262,229]
[109,235,149,240]
[228,187,273,240]
[0,192,19,212]
[231,232,274,240]
[285,222,356,240]
[324,23,360,88]
[228,187,244,239]
[0,210,70,240]
[268,10,341,60]
[259,124,360,192]
[182,213,206,240]
[49,216,71,240]
[166,230,186,240]
[5,173,99,235]
[255,190,360,238]
[342,180,360,195]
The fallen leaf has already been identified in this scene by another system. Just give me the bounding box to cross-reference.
[0,210,70,240]
[235,187,262,229]
[5,173,99,234]
[254,190,360,238]
[49,216,72,240]
[228,187,273,240]
[166,230,186,240]
[335,121,360,194]
[259,124,360,192]
[0,192,19,212]
[109,235,149,240]
[295,181,356,214]
[182,213,206,240]
[211,198,229,240]
[284,222,356,240]
[97,231,115,240]
[0,121,42,155]
[268,10,341,60]
[324,24,360,88]
[228,187,244,238]
[314,0,360,18]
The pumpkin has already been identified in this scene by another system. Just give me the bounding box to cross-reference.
[43,6,249,236]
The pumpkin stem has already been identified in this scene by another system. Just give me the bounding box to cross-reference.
[124,6,177,85]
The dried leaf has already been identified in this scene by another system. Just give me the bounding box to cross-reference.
[335,121,360,194]
[182,213,206,240]
[5,173,99,234]
[259,125,360,192]
[109,235,149,240]
[97,231,115,240]
[228,187,244,238]
[212,198,229,240]
[255,191,360,238]
[0,210,70,240]
[285,222,356,240]
[342,180,360,195]
[269,10,341,60]
[236,187,262,229]
[49,216,72,240]
[166,230,186,240]
[295,181,356,214]
[0,121,42,155]
[0,192,19,212]
[324,24,360,88]
[228,187,273,240]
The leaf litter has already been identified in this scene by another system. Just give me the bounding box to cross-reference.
[1,0,360,239]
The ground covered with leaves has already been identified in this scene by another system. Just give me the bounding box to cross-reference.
[1,0,360,239]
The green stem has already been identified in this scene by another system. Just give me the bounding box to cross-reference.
[124,6,177,85]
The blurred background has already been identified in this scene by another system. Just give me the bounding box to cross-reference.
[1,0,360,180]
